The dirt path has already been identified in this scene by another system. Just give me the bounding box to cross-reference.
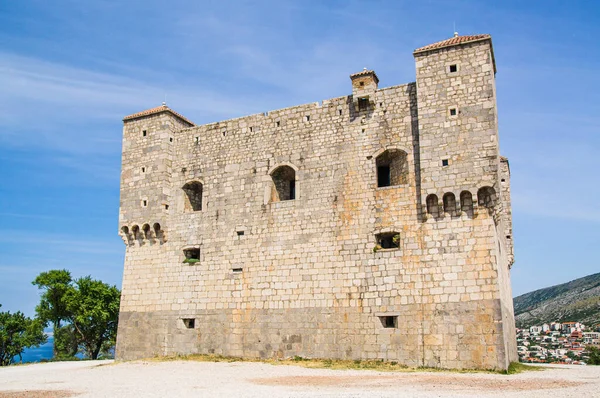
[0,360,597,397]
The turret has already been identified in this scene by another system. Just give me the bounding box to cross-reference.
[118,104,194,243]
[413,34,499,210]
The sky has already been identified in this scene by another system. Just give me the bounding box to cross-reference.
[0,0,599,316]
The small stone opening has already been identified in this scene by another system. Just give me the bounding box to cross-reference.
[249,126,253,132]
[237,230,244,236]
[376,149,408,187]
[338,109,342,115]
[142,167,146,173]
[304,115,310,122]
[183,248,200,264]
[270,166,296,202]
[276,121,280,127]
[460,191,474,216]
[183,181,203,211]
[449,108,457,116]
[358,97,369,111]
[182,318,195,329]
[449,64,457,73]
[379,316,398,328]
[169,137,173,142]
[232,268,243,273]
[142,200,147,207]
[443,192,457,215]
[376,232,400,250]
[142,130,147,137]
[426,194,440,218]
[442,159,449,167]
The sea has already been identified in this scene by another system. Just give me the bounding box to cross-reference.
[12,337,55,364]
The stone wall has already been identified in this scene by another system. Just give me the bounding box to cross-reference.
[116,36,517,370]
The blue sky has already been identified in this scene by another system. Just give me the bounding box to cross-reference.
[1,0,598,315]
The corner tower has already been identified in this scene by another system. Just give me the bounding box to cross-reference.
[414,34,498,198]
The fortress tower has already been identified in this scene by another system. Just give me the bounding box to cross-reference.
[115,34,517,370]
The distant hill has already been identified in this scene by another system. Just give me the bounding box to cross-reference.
[513,272,600,328]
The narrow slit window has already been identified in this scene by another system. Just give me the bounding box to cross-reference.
[142,130,147,137]
[276,121,280,127]
[142,200,147,207]
[142,167,146,173]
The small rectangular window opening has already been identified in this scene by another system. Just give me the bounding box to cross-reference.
[249,126,253,132]
[183,248,200,264]
[182,318,195,329]
[165,204,169,210]
[232,268,243,273]
[377,232,400,249]
[377,165,391,187]
[141,167,146,173]
[449,108,457,116]
[276,121,280,127]
[142,200,147,207]
[449,64,458,73]
[359,81,364,86]
[358,98,369,111]
[304,115,310,122]
[379,316,398,329]
[237,230,245,236]
[142,130,147,137]
[442,159,449,167]
[338,109,343,115]
[169,137,173,142]
[195,137,199,144]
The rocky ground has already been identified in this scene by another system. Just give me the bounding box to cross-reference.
[0,360,598,397]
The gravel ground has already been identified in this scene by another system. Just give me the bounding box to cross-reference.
[0,360,598,398]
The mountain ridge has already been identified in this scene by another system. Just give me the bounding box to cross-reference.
[513,272,600,328]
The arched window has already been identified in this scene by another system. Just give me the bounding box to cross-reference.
[142,223,151,238]
[426,194,439,218]
[183,181,203,211]
[131,225,140,239]
[270,165,296,201]
[443,192,457,216]
[460,191,474,216]
[376,149,408,187]
[477,186,497,208]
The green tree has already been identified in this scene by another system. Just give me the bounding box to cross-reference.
[585,346,600,365]
[32,269,72,357]
[0,305,47,366]
[65,277,120,360]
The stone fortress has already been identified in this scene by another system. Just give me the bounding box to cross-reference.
[116,33,517,370]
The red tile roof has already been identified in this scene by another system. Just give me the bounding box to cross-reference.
[413,34,491,54]
[123,104,194,126]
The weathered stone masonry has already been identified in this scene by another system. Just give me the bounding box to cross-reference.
[115,34,518,370]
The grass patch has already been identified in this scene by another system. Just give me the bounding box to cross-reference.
[145,354,543,375]
[502,362,545,375]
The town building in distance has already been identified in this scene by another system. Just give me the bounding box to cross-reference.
[115,33,517,370]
